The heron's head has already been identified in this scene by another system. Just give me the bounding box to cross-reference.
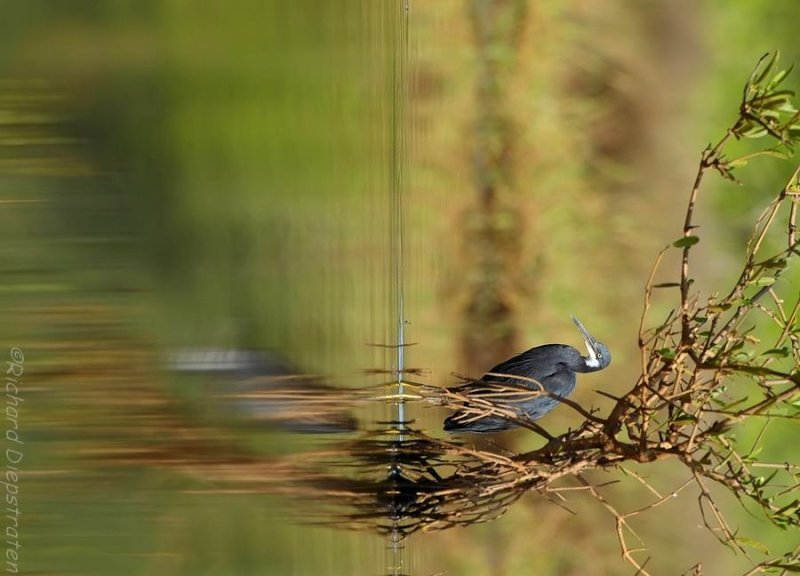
[570,315,611,371]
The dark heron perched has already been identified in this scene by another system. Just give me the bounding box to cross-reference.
[443,316,611,433]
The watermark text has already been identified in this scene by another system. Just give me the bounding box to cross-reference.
[4,348,24,574]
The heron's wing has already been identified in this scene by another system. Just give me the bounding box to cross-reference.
[482,344,576,387]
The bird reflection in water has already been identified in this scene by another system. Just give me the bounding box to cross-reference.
[168,347,359,433]
[282,427,528,537]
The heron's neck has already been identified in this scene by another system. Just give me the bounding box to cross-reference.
[581,355,602,372]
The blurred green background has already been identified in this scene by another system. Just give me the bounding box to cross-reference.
[0,1,798,574]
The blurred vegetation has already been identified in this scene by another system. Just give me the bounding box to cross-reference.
[1,1,799,575]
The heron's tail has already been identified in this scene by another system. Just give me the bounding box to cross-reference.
[442,414,463,432]
[443,412,511,433]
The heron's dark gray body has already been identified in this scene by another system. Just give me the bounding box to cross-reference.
[443,317,610,433]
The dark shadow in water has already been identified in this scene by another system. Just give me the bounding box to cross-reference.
[278,426,530,538]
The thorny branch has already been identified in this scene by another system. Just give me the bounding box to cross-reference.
[424,52,800,574]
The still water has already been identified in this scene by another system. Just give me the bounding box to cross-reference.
[0,2,454,574]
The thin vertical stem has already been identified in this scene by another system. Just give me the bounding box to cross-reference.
[391,0,408,427]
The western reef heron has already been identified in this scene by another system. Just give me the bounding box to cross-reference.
[443,316,610,433]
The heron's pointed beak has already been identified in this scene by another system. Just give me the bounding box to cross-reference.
[571,315,600,359]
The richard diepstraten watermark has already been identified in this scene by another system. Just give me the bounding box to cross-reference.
[3,348,23,574]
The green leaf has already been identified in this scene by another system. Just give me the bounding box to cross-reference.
[657,348,676,360]
[736,536,770,555]
[673,236,700,248]
[728,158,749,168]
[764,258,787,269]
[752,52,778,86]
[758,149,791,160]
[754,277,777,286]
[743,127,769,139]
[762,347,789,358]
[756,90,795,110]
[672,415,698,426]
[768,65,794,89]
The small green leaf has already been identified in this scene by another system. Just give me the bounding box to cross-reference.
[768,65,793,89]
[736,536,770,555]
[764,258,787,269]
[743,127,769,139]
[673,236,700,248]
[754,277,777,286]
[728,158,749,168]
[759,149,791,160]
[657,348,676,360]
[763,347,789,358]
[672,415,698,426]
[730,340,746,352]
[757,90,795,110]
[752,52,778,86]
